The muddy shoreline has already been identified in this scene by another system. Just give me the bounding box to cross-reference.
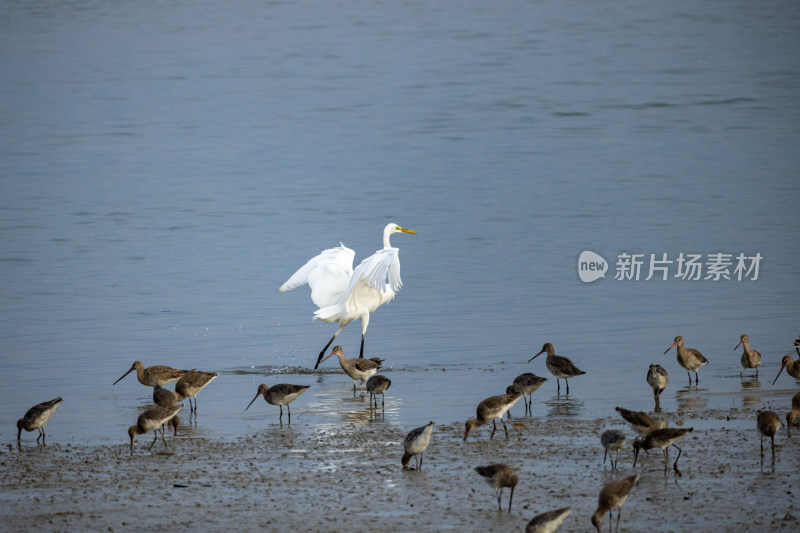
[2,405,798,532]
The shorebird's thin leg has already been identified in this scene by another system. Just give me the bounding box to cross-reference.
[419,454,423,470]
[381,394,385,412]
[508,485,514,513]
[672,444,683,475]
[490,419,497,439]
[36,428,43,444]
[500,418,509,439]
[760,435,764,457]
[770,435,775,459]
[160,425,169,449]
[566,379,570,395]
[695,371,700,384]
[287,404,292,423]
[603,449,608,465]
[496,489,502,512]
[755,367,759,378]
[149,431,158,450]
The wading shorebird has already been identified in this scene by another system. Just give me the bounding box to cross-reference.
[615,406,667,437]
[128,405,182,455]
[366,374,391,411]
[525,507,572,533]
[17,397,63,444]
[474,463,518,513]
[600,429,626,470]
[528,343,585,395]
[664,336,708,385]
[402,421,435,471]
[506,372,547,415]
[633,427,694,476]
[757,410,781,460]
[245,383,310,423]
[735,334,762,378]
[771,354,800,385]
[175,370,218,413]
[787,391,800,437]
[591,474,639,533]
[113,361,189,388]
[319,345,383,393]
[152,386,180,434]
[279,223,416,369]
[646,364,669,411]
[464,392,522,441]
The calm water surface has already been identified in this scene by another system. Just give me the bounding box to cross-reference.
[1,0,798,445]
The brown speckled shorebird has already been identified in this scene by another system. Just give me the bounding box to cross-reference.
[474,463,518,513]
[664,336,708,385]
[506,372,547,415]
[735,334,762,378]
[633,427,694,476]
[464,392,522,441]
[787,391,800,437]
[366,374,391,410]
[113,360,189,388]
[128,405,181,455]
[591,474,639,533]
[17,397,63,444]
[402,421,435,470]
[600,429,626,470]
[320,345,383,392]
[175,370,218,413]
[757,410,780,460]
[152,386,180,434]
[646,364,669,410]
[528,343,585,395]
[772,354,800,385]
[526,507,572,533]
[615,406,666,437]
[245,383,310,423]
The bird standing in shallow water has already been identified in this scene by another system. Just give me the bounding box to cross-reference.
[279,223,416,369]
[319,345,383,393]
[245,383,310,423]
[600,429,626,470]
[366,374,391,411]
[402,421,434,470]
[633,427,694,476]
[174,370,218,413]
[526,507,572,533]
[646,364,669,411]
[664,336,708,385]
[757,410,781,461]
[591,474,639,533]
[528,343,585,395]
[152,386,180,434]
[474,463,518,513]
[735,334,761,378]
[506,372,547,415]
[464,392,522,441]
[17,397,63,444]
[786,391,800,437]
[772,354,800,385]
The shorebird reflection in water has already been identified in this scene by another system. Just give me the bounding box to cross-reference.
[245,383,310,423]
[464,393,522,441]
[17,397,63,444]
[528,343,585,395]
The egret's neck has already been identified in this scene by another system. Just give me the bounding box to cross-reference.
[383,229,393,249]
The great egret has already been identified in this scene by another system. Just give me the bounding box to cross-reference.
[279,222,416,369]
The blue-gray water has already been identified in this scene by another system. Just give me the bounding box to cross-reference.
[1,0,798,445]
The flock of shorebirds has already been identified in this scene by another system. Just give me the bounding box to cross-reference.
[14,223,800,531]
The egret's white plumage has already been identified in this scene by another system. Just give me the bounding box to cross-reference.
[280,223,416,368]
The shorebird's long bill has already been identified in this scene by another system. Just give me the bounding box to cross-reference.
[734,341,743,351]
[527,349,545,363]
[771,365,787,386]
[113,367,134,385]
[663,342,677,354]
[244,393,261,412]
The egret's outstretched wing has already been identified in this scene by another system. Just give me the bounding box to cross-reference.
[349,247,402,295]
[279,244,355,309]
